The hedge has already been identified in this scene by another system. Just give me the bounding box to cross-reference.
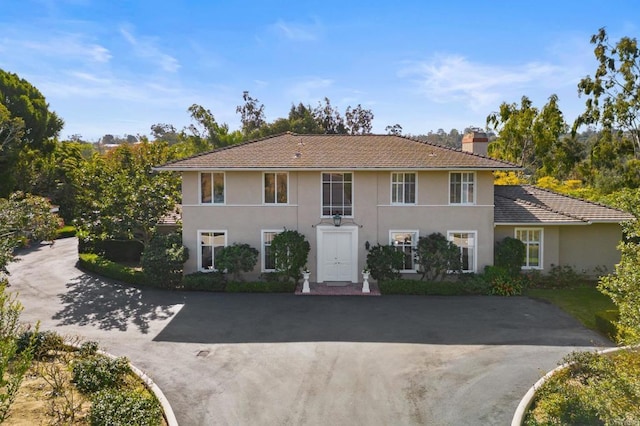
[55,225,77,239]
[78,253,146,286]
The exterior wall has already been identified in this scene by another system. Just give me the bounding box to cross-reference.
[494,223,623,276]
[181,169,496,279]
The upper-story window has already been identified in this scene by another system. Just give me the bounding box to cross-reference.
[449,172,475,205]
[264,172,288,204]
[201,172,225,204]
[322,172,352,216]
[391,172,416,204]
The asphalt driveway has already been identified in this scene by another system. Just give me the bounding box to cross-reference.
[7,238,610,425]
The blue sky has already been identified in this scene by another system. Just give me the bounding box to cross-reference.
[1,0,639,141]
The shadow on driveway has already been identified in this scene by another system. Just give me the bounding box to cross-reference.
[153,292,610,347]
[53,273,184,334]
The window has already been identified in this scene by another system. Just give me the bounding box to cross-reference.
[198,231,226,271]
[200,172,225,204]
[262,230,281,272]
[515,228,543,269]
[391,173,416,204]
[449,172,475,204]
[322,172,353,216]
[390,231,418,272]
[264,172,288,204]
[447,231,476,273]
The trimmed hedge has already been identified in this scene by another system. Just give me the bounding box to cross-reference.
[78,253,146,286]
[378,279,489,296]
[182,272,226,291]
[55,225,77,239]
[226,281,296,293]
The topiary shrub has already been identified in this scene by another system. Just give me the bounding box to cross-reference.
[141,232,188,288]
[415,233,461,281]
[72,355,130,394]
[366,244,404,282]
[494,237,525,276]
[270,230,310,283]
[215,243,259,281]
[89,389,162,426]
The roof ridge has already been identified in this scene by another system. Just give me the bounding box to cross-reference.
[495,187,589,223]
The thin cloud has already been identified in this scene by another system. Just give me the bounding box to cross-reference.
[286,77,333,101]
[119,26,180,73]
[2,34,112,63]
[270,19,322,41]
[399,54,565,111]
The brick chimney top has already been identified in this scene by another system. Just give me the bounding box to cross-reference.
[461,131,489,156]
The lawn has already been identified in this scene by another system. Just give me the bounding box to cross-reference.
[525,286,615,330]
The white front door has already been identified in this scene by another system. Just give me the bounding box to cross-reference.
[317,226,358,283]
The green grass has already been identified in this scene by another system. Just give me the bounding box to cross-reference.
[525,286,615,330]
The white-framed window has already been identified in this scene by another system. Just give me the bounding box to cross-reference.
[391,172,416,204]
[390,230,419,272]
[264,172,288,204]
[449,172,475,205]
[200,172,225,204]
[198,230,227,272]
[515,228,543,269]
[261,230,282,272]
[322,172,353,216]
[447,231,477,273]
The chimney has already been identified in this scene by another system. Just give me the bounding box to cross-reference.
[461,131,489,156]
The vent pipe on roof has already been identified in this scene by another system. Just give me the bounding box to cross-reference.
[461,131,489,156]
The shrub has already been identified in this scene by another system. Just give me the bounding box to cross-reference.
[226,281,296,293]
[89,389,162,426]
[79,340,100,357]
[182,272,226,291]
[366,244,404,282]
[55,225,77,239]
[77,233,144,263]
[16,330,64,360]
[72,355,130,394]
[483,265,524,296]
[415,233,462,281]
[271,230,310,283]
[78,253,146,286]
[141,232,188,288]
[215,243,259,281]
[494,237,525,276]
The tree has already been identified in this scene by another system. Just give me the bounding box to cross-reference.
[313,98,345,134]
[385,124,403,135]
[75,141,181,250]
[344,104,374,135]
[0,69,64,196]
[215,243,259,281]
[270,230,310,283]
[486,95,568,179]
[575,28,640,159]
[178,104,243,155]
[141,232,188,288]
[236,91,266,138]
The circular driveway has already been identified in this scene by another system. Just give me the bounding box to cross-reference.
[8,238,610,425]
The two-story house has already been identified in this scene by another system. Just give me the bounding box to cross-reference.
[157,132,632,282]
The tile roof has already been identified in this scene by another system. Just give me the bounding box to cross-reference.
[156,132,519,171]
[494,185,634,224]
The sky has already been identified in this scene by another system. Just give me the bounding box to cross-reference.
[1,0,639,141]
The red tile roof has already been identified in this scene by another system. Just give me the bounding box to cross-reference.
[494,185,634,224]
[156,132,519,171]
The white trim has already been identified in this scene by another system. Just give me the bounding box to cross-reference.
[377,204,494,208]
[390,172,417,205]
[316,225,359,283]
[262,171,289,205]
[389,230,420,272]
[199,171,226,205]
[320,171,354,218]
[515,227,544,270]
[182,204,299,208]
[261,229,283,272]
[197,229,227,272]
[447,230,478,273]
[448,171,476,205]
[157,166,521,172]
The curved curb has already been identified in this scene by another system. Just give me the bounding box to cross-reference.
[97,349,179,426]
[511,345,637,426]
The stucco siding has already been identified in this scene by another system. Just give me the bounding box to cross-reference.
[559,223,622,275]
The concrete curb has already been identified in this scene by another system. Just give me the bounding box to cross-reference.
[511,345,637,426]
[97,349,179,426]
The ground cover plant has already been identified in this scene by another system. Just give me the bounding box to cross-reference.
[525,348,640,425]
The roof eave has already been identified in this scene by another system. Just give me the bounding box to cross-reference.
[154,166,521,172]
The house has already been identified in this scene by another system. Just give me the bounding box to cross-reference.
[156,132,633,281]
